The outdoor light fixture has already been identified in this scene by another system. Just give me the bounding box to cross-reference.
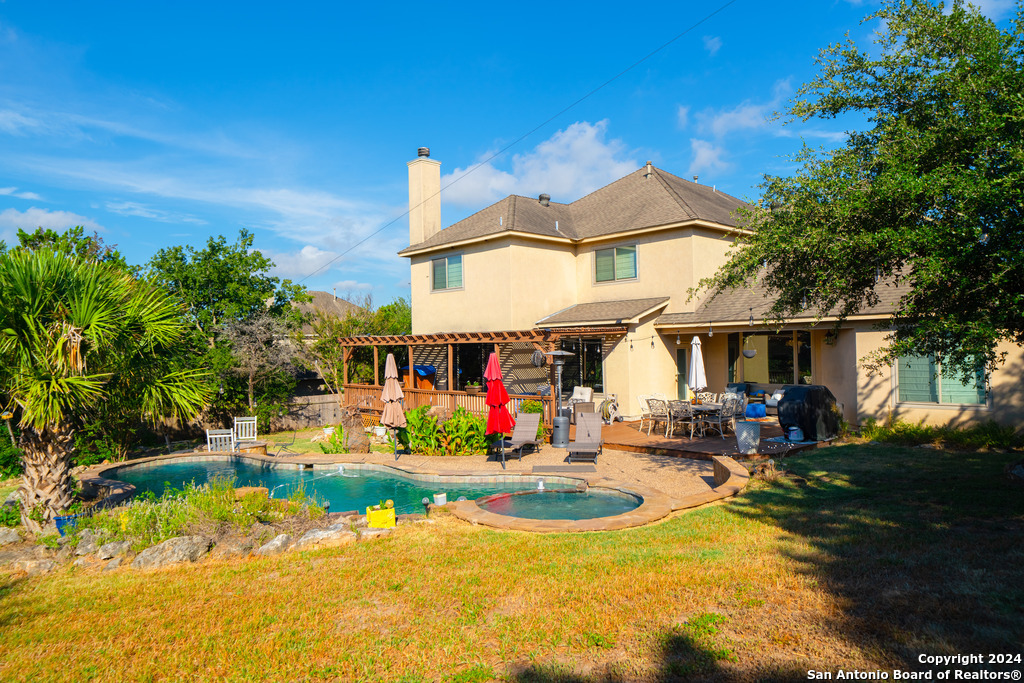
[708,323,714,338]
[422,497,430,516]
[749,307,754,327]
[675,334,680,345]
[651,339,655,349]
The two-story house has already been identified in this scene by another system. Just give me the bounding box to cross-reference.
[342,148,1023,429]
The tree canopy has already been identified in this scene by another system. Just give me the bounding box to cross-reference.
[700,0,1024,377]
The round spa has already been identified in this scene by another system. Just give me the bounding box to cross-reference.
[476,488,642,520]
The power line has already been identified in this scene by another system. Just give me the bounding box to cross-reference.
[298,0,739,285]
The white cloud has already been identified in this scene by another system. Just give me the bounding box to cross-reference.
[702,35,722,56]
[440,120,638,207]
[259,245,339,280]
[695,79,792,139]
[105,200,207,225]
[0,186,42,200]
[964,0,1015,18]
[0,207,105,242]
[688,139,731,178]
[677,105,690,130]
[332,279,374,293]
[0,110,40,135]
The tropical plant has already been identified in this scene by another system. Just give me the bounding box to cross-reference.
[698,0,1024,379]
[403,406,442,455]
[0,249,211,532]
[318,425,349,455]
[438,407,490,456]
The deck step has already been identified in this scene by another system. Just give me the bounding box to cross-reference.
[532,465,598,473]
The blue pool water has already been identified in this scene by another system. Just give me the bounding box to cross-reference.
[112,459,556,515]
[477,490,641,520]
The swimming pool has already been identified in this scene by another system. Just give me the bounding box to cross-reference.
[476,489,641,520]
[108,457,569,515]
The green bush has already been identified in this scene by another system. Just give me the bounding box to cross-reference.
[318,426,348,455]
[78,476,324,550]
[0,504,20,527]
[860,417,1022,450]
[0,439,23,479]
[72,421,120,467]
[439,407,490,456]
[404,406,442,455]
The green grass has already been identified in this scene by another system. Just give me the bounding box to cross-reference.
[1,444,1021,681]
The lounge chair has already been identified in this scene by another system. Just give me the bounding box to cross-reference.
[568,412,603,462]
[504,412,542,462]
[206,428,236,452]
[234,416,258,443]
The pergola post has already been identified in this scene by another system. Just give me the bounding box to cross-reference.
[342,347,350,386]
[373,347,379,386]
[407,344,413,388]
[447,344,453,391]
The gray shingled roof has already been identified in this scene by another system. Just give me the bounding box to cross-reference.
[399,165,753,255]
[655,279,911,327]
[295,291,363,333]
[536,297,670,326]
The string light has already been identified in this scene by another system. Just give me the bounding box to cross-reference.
[749,307,754,327]
[708,323,714,338]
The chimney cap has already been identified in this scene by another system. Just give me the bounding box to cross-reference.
[538,193,550,207]
[417,147,430,158]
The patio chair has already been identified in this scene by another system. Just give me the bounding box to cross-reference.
[566,386,593,412]
[505,412,542,462]
[234,416,258,443]
[696,391,717,404]
[646,398,672,436]
[568,412,603,462]
[703,396,740,439]
[206,428,236,452]
[667,400,700,439]
[636,395,653,432]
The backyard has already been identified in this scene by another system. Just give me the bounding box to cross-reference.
[1,442,1021,681]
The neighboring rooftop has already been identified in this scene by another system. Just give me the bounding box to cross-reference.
[295,291,362,333]
[399,164,753,255]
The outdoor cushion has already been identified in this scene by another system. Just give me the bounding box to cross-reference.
[745,403,767,418]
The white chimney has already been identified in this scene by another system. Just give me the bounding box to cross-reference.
[408,147,442,246]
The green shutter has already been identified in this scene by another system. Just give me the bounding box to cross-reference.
[447,254,463,288]
[615,246,637,280]
[898,355,938,403]
[432,258,447,290]
[940,363,986,404]
[595,249,615,282]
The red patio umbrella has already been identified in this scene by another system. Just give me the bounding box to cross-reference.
[483,352,515,468]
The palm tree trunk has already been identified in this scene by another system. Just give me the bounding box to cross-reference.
[18,423,76,534]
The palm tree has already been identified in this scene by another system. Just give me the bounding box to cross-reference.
[0,249,211,533]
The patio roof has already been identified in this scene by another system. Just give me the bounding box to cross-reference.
[337,326,628,346]
[535,297,670,327]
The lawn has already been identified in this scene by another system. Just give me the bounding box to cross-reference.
[1,444,1021,681]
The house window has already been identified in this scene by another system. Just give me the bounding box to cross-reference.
[559,337,604,394]
[897,355,986,405]
[431,254,462,290]
[595,246,637,283]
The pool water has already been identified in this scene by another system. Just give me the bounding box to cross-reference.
[477,490,641,520]
[113,459,552,515]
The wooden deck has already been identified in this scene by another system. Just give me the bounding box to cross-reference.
[573,419,817,460]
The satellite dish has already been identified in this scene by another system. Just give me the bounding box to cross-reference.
[531,349,546,367]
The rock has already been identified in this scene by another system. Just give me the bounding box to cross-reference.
[358,527,394,541]
[34,545,54,559]
[0,527,21,546]
[55,546,72,562]
[254,534,292,556]
[209,539,254,561]
[14,558,57,575]
[131,536,211,570]
[340,406,370,454]
[104,557,122,571]
[918,443,940,449]
[73,557,95,568]
[97,541,130,560]
[75,539,98,556]
[294,527,356,551]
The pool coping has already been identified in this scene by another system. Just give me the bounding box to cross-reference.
[77,451,750,532]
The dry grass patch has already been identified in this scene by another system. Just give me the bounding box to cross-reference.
[1,444,1021,681]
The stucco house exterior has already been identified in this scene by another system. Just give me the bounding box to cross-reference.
[378,148,1023,428]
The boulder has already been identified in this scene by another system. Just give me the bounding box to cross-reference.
[131,536,211,570]
[340,406,370,454]
[255,533,292,556]
[209,539,254,561]
[358,527,394,541]
[104,557,122,571]
[293,527,356,551]
[14,558,57,575]
[0,527,20,546]
[97,541,131,560]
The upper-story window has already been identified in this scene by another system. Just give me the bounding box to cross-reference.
[431,254,463,290]
[595,245,637,283]
[897,354,987,405]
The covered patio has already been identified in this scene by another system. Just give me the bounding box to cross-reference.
[336,326,626,427]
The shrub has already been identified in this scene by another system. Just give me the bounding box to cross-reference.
[438,407,490,456]
[318,426,349,455]
[404,406,442,455]
[860,416,1023,450]
[72,421,120,467]
[0,439,23,479]
[0,504,20,527]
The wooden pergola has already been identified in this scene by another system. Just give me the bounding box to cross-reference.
[337,326,627,388]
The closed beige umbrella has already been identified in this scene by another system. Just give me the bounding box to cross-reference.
[380,354,406,459]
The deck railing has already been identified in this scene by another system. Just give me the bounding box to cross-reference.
[342,384,555,427]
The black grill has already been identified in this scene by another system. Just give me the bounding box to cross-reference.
[777,385,840,441]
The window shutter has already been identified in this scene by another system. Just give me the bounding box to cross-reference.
[898,355,938,402]
[615,246,637,280]
[432,258,447,290]
[447,254,463,288]
[595,249,615,282]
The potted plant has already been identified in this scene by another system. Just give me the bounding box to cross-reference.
[465,381,482,395]
[366,499,396,528]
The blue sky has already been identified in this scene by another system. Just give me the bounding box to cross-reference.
[0,0,1015,305]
